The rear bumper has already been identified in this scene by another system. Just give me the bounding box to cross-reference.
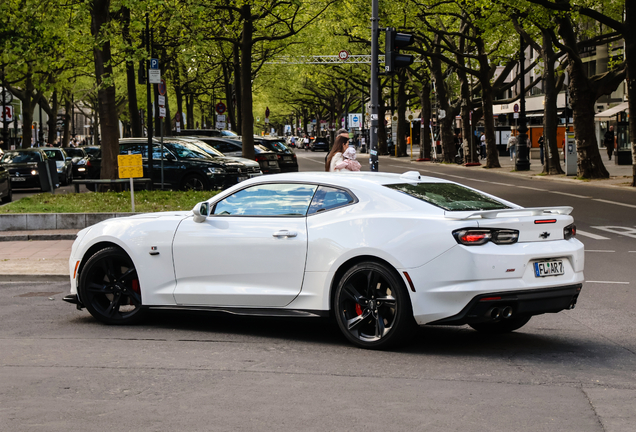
[429,284,582,325]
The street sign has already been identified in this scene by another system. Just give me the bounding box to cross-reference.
[118,154,143,179]
[1,105,14,122]
[158,79,167,96]
[264,118,269,124]
[158,95,165,106]
[216,121,226,129]
[513,113,519,119]
[438,109,446,119]
[1,88,13,103]
[159,107,166,118]
[216,114,226,122]
[514,103,519,113]
[338,50,350,61]
[215,102,226,115]
[150,58,159,70]
[348,113,362,128]
[149,69,161,84]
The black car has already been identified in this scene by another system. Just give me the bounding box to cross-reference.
[64,147,88,179]
[177,137,262,178]
[178,129,240,140]
[0,163,12,203]
[42,148,73,185]
[192,137,282,174]
[115,138,251,190]
[0,148,49,190]
[253,137,299,172]
[309,137,330,152]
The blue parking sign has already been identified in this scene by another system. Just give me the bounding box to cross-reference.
[150,58,159,69]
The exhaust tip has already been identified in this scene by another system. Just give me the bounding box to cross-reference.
[487,307,501,320]
[568,300,577,310]
[502,306,513,319]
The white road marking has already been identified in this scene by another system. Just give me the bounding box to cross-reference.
[586,281,630,285]
[593,199,636,209]
[489,182,514,187]
[591,226,636,239]
[302,157,325,165]
[584,250,615,253]
[577,230,610,240]
[517,186,546,191]
[549,191,591,199]
[629,251,636,253]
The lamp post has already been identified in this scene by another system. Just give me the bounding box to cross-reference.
[515,33,530,171]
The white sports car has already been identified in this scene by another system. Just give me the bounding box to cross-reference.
[64,171,584,349]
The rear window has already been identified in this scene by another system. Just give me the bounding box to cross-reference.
[385,183,510,211]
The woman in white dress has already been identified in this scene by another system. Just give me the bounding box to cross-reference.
[325,135,350,172]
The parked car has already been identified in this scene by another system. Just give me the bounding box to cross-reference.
[309,137,330,152]
[178,129,240,140]
[192,137,281,174]
[43,148,73,185]
[0,148,49,190]
[0,163,12,203]
[177,137,262,178]
[81,146,101,157]
[64,147,88,179]
[64,171,584,349]
[253,137,299,172]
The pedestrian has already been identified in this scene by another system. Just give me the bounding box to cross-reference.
[480,132,486,160]
[325,135,350,172]
[303,135,310,150]
[604,126,615,161]
[507,131,518,161]
[538,134,545,165]
[334,146,361,172]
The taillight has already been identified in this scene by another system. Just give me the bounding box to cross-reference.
[255,155,266,162]
[564,223,576,240]
[453,228,519,246]
[277,154,282,159]
[86,160,92,167]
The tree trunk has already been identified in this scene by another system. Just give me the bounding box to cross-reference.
[9,72,35,148]
[47,90,58,144]
[541,31,564,175]
[233,43,243,136]
[91,0,120,184]
[222,63,236,132]
[186,94,194,129]
[240,5,255,160]
[419,80,432,159]
[476,40,500,168]
[62,95,71,147]
[396,70,407,156]
[122,7,141,137]
[430,55,455,163]
[626,2,636,186]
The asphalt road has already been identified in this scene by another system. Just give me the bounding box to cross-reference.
[1,152,635,431]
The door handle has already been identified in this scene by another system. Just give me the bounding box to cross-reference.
[273,230,297,238]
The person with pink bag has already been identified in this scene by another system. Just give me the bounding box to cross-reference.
[334,146,361,171]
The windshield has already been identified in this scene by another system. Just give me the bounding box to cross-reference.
[1,151,42,163]
[260,141,290,153]
[184,139,225,157]
[43,150,65,161]
[221,130,238,137]
[385,183,510,211]
[83,147,100,156]
[164,141,212,160]
[65,148,85,158]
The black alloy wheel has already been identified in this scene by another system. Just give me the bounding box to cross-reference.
[469,315,532,334]
[334,262,414,349]
[181,174,208,191]
[79,247,146,325]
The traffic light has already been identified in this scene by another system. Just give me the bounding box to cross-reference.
[385,28,414,75]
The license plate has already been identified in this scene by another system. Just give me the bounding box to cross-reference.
[237,176,248,182]
[11,177,26,182]
[534,260,564,277]
[268,161,277,166]
[284,156,292,161]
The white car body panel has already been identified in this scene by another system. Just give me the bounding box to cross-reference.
[68,171,585,327]
[172,216,308,307]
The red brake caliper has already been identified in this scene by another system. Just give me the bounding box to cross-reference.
[129,280,140,305]
[355,303,363,316]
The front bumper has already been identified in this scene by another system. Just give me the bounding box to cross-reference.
[429,284,582,325]
[9,176,40,188]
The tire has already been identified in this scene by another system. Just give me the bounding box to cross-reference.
[469,315,532,334]
[78,247,146,325]
[181,174,208,191]
[1,183,12,203]
[334,261,415,349]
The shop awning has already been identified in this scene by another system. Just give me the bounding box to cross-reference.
[595,102,629,119]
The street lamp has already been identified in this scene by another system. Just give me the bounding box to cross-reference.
[515,33,530,171]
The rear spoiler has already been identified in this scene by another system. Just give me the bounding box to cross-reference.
[445,206,573,220]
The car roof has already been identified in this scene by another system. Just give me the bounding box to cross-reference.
[237,171,449,188]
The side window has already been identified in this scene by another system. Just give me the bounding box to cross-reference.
[213,183,318,216]
[152,145,175,160]
[307,186,355,215]
[120,144,147,157]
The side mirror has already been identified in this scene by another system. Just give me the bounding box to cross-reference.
[165,153,176,161]
[66,156,72,161]
[192,201,210,223]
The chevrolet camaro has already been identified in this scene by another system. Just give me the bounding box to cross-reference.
[64,171,584,349]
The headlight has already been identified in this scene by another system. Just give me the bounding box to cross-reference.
[57,168,64,173]
[31,170,38,175]
[77,160,86,165]
[207,167,226,174]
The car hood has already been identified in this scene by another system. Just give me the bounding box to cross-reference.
[5,162,39,170]
[216,156,259,168]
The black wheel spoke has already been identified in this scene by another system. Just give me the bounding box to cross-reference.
[105,293,122,317]
[100,258,116,282]
[366,270,380,297]
[342,283,366,305]
[376,295,396,309]
[126,289,142,306]
[120,267,136,281]
[87,282,107,293]
[347,309,371,331]
[375,311,387,338]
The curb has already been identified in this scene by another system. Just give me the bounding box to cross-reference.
[0,212,138,232]
[0,274,69,282]
[0,234,78,241]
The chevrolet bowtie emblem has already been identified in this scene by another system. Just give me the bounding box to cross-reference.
[540,232,550,239]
